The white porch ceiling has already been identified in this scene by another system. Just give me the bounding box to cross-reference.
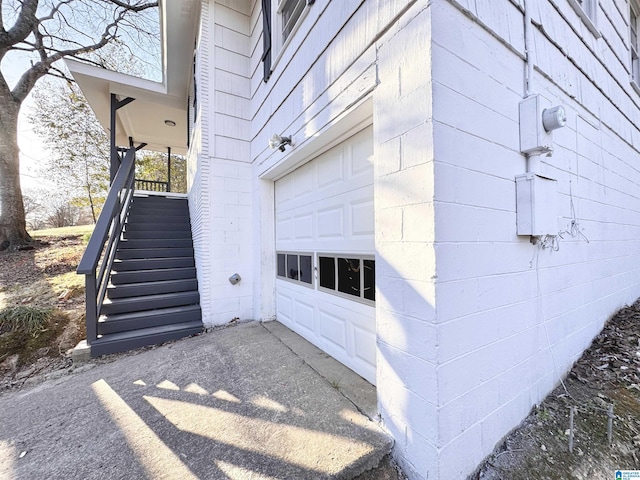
[65,0,199,155]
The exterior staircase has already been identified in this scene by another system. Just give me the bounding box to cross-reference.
[90,194,203,356]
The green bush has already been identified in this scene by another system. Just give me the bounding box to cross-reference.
[0,306,53,335]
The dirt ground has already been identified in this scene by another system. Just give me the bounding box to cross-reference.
[473,300,640,479]
[0,231,88,391]
[2,232,640,478]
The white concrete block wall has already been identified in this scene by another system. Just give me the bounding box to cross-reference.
[188,0,640,477]
[372,2,439,479]
[209,0,255,324]
[189,0,255,325]
[430,0,640,477]
[188,0,213,325]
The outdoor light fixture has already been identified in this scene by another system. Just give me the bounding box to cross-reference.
[228,273,241,285]
[268,133,292,152]
[164,120,176,127]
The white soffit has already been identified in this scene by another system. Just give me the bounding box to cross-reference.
[65,0,199,155]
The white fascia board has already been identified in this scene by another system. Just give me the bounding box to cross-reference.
[65,58,168,95]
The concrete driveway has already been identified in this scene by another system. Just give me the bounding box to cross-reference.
[0,321,392,479]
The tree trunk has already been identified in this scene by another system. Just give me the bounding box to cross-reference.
[0,96,30,249]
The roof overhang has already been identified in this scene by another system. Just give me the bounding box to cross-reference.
[65,0,199,155]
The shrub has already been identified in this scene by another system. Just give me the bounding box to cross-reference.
[0,306,53,335]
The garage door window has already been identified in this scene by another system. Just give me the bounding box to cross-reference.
[318,255,375,304]
[277,252,313,286]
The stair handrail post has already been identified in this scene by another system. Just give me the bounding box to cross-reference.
[85,276,97,343]
[167,147,172,193]
[78,147,137,346]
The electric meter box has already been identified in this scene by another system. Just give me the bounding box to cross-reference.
[515,173,558,236]
[519,94,554,154]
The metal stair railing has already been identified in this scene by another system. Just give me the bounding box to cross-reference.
[77,148,136,345]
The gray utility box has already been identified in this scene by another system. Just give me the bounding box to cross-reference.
[515,173,558,236]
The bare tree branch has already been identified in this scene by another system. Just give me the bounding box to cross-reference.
[109,0,159,13]
[0,0,160,246]
[48,64,75,82]
[0,0,38,47]
[39,0,74,24]
[10,0,157,103]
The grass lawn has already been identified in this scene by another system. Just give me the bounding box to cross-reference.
[30,224,94,239]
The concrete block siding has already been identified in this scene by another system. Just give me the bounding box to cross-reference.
[187,0,640,478]
[431,0,640,477]
[189,0,255,325]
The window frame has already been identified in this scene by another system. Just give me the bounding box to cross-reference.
[567,0,601,38]
[276,251,314,289]
[316,253,376,306]
[269,0,312,71]
[631,0,640,93]
[275,251,376,305]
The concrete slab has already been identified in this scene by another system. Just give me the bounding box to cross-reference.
[263,321,379,421]
[0,322,391,480]
[70,339,91,363]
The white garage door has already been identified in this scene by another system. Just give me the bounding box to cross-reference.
[275,126,376,384]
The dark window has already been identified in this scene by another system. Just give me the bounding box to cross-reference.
[363,259,375,301]
[287,254,298,280]
[299,255,312,284]
[319,256,335,290]
[632,1,640,84]
[192,49,197,110]
[281,0,306,41]
[337,258,361,298]
[261,0,272,81]
[277,253,286,277]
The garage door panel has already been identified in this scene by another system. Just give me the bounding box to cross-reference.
[319,309,347,349]
[353,325,376,363]
[275,174,293,206]
[294,164,314,198]
[276,292,292,325]
[293,213,314,240]
[275,125,375,385]
[350,199,375,237]
[276,217,293,242]
[294,298,315,333]
[350,151,373,178]
[349,127,374,174]
[317,152,343,188]
[317,207,344,239]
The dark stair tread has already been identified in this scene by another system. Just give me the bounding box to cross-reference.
[126,215,190,224]
[116,247,194,259]
[101,290,200,314]
[106,278,198,298]
[103,290,199,306]
[132,195,188,201]
[131,201,188,210]
[123,230,192,239]
[124,222,191,231]
[90,321,203,357]
[118,238,193,249]
[100,304,201,323]
[112,257,195,271]
[98,304,202,335]
[111,267,196,284]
